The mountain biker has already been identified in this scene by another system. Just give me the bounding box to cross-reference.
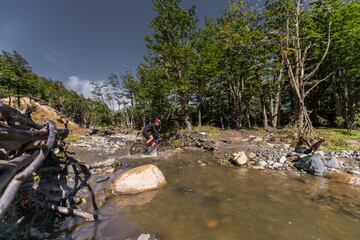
[142,118,161,147]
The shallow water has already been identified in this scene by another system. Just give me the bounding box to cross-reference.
[59,151,360,240]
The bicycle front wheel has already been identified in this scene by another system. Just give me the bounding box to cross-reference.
[130,143,147,155]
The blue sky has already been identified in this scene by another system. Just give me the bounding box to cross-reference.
[0,0,249,97]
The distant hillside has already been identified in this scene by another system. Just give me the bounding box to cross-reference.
[0,50,112,127]
[3,96,85,136]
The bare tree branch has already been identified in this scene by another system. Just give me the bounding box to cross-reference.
[305,71,335,96]
[45,204,97,221]
[304,22,332,81]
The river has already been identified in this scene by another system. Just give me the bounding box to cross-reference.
[54,150,360,240]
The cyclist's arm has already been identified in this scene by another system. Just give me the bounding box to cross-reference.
[152,125,161,138]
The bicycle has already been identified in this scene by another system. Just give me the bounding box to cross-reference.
[130,137,165,155]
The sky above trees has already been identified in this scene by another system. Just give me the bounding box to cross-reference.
[0,0,242,96]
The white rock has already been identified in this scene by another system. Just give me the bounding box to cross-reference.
[314,151,325,157]
[348,170,360,177]
[232,151,248,166]
[247,152,257,160]
[258,160,267,167]
[136,234,159,240]
[252,137,263,143]
[112,164,167,194]
[282,144,291,149]
[273,162,283,169]
[105,167,116,173]
[279,156,287,164]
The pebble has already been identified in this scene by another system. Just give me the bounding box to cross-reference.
[247,152,257,160]
[258,160,267,167]
[279,156,287,164]
[273,162,283,169]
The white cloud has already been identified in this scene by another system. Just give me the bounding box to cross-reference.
[65,76,94,98]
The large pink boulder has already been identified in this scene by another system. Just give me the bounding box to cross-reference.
[112,164,166,194]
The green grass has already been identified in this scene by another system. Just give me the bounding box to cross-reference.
[316,128,360,150]
[191,126,222,139]
[66,135,83,143]
[168,139,183,148]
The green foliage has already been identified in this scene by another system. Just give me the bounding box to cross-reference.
[2,0,359,133]
[0,51,111,126]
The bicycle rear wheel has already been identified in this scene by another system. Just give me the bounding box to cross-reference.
[130,143,147,155]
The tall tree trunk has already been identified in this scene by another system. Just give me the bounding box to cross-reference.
[220,116,224,130]
[180,96,192,130]
[142,116,146,128]
[261,96,269,129]
[197,100,202,127]
[245,107,251,129]
[331,75,342,117]
[271,67,284,128]
[198,109,202,127]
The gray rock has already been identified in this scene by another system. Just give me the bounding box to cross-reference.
[91,158,120,169]
[95,175,110,183]
[295,145,311,154]
[295,154,326,176]
[323,157,339,169]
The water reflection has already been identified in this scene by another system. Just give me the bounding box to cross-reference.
[61,151,360,240]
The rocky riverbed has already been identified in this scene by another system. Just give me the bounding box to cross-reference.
[67,132,360,193]
[59,131,360,218]
[43,130,360,239]
[56,134,360,239]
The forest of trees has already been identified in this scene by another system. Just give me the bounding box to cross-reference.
[1,0,359,137]
[117,0,359,136]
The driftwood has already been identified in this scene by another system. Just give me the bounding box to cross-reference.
[0,102,41,130]
[0,120,57,218]
[297,136,326,154]
[46,204,97,221]
[0,151,39,193]
[0,102,80,224]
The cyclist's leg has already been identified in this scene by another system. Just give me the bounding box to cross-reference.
[146,135,154,145]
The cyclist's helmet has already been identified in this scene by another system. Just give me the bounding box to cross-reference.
[154,118,161,124]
